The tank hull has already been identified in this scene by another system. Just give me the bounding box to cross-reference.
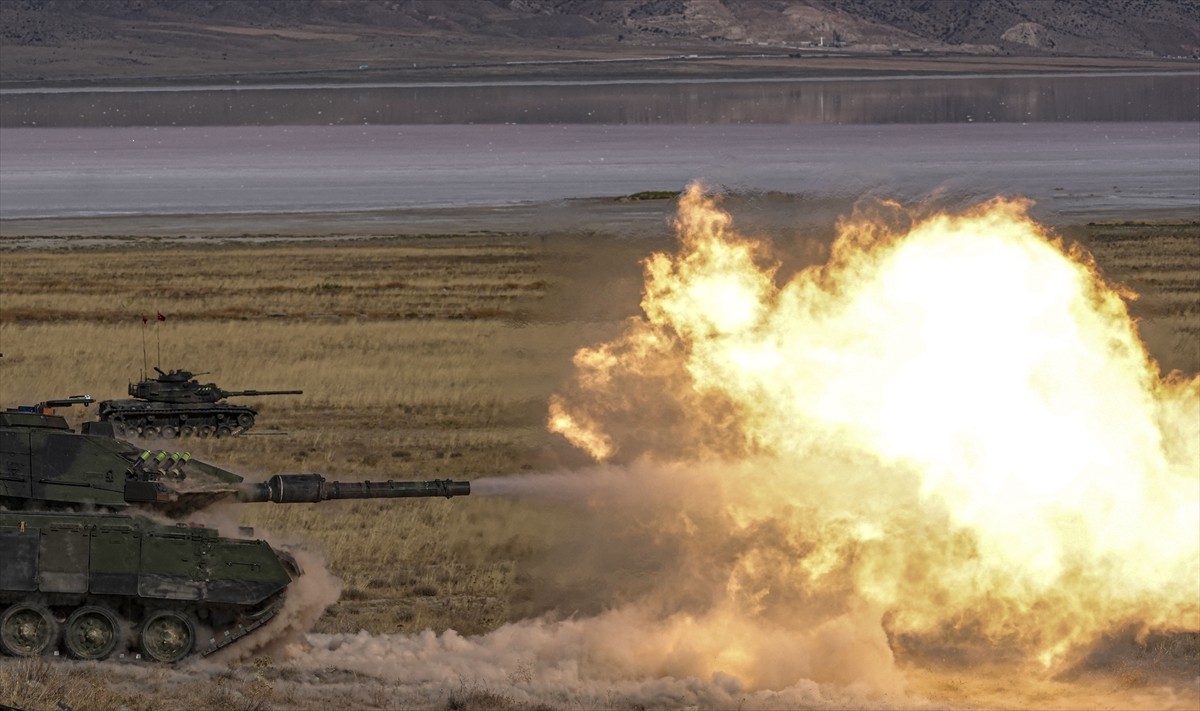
[97,400,259,438]
[0,510,295,661]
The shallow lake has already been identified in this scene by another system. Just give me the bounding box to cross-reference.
[0,73,1196,222]
[2,72,1196,127]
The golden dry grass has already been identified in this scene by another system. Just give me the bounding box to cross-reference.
[0,236,645,643]
[0,236,613,710]
[0,238,545,323]
[1068,221,1200,374]
[0,655,546,711]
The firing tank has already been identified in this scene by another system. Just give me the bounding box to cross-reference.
[97,367,302,439]
[0,398,469,662]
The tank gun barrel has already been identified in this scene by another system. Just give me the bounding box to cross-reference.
[218,389,304,398]
[237,473,469,503]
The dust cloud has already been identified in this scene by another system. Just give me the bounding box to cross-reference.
[310,460,910,708]
[216,546,342,663]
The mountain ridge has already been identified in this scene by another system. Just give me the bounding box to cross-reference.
[2,0,1196,83]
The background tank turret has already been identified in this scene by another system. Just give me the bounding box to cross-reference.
[0,401,469,663]
[97,367,303,439]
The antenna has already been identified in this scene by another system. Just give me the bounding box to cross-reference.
[141,315,149,379]
[155,312,165,368]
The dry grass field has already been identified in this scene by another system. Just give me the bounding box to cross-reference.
[0,214,1196,710]
[0,233,663,636]
[1066,222,1200,375]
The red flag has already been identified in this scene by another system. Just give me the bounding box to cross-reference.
[142,315,148,324]
[156,312,166,322]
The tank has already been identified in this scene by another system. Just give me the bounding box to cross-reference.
[97,367,303,439]
[0,399,469,662]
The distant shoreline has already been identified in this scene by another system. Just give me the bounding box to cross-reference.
[2,52,1191,90]
[3,199,1195,249]
[3,68,1195,95]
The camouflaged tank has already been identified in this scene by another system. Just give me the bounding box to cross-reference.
[0,398,469,662]
[97,367,302,439]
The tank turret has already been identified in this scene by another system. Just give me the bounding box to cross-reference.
[0,402,469,662]
[97,367,303,439]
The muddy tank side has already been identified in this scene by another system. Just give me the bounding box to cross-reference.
[0,510,293,661]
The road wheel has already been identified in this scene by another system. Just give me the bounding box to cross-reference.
[142,425,160,438]
[0,603,59,657]
[160,425,179,439]
[180,424,196,437]
[138,610,195,663]
[197,425,215,439]
[236,413,254,429]
[64,605,122,660]
[217,425,234,438]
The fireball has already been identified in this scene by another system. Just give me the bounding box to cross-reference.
[549,182,1200,676]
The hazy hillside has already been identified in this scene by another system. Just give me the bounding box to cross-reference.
[1,0,1196,83]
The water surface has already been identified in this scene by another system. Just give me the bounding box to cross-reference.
[2,123,1195,221]
[2,73,1195,127]
[1,73,1196,223]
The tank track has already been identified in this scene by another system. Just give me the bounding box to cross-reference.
[200,600,282,656]
[0,595,285,663]
[103,406,257,439]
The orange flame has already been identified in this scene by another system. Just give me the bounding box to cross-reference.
[549,182,1200,672]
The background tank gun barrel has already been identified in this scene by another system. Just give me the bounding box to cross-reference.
[33,394,95,411]
[218,389,304,398]
[237,473,470,503]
